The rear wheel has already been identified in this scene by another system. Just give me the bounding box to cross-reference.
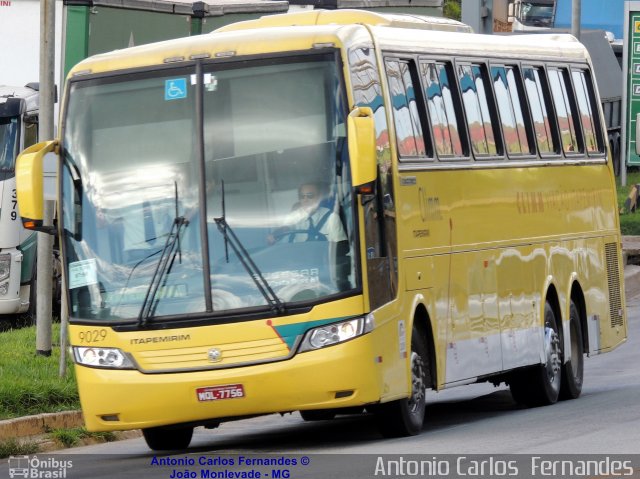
[510,301,562,406]
[142,425,193,451]
[375,325,428,437]
[559,301,584,400]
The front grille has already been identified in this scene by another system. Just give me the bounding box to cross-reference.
[134,336,290,372]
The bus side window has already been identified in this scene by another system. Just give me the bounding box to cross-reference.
[491,65,533,156]
[522,66,559,156]
[548,67,581,154]
[385,58,430,159]
[571,69,603,155]
[420,61,466,158]
[457,63,500,157]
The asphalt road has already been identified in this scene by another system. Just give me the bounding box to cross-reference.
[2,297,640,478]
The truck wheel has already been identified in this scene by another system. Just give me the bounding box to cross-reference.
[142,426,193,450]
[27,266,37,325]
[510,301,562,406]
[375,325,428,437]
[559,301,584,400]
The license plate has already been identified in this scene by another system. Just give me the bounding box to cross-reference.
[196,384,245,402]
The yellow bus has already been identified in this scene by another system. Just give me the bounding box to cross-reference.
[16,9,627,450]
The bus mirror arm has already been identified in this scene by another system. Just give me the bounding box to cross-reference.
[348,106,377,190]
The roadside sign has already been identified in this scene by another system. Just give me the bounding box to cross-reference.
[622,2,640,167]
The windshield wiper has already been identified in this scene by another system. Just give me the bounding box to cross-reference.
[137,215,189,326]
[137,182,188,326]
[214,180,285,315]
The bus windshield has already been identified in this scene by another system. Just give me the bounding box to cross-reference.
[0,117,19,172]
[61,55,357,322]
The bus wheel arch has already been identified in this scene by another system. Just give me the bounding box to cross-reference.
[374,303,433,437]
[412,303,437,390]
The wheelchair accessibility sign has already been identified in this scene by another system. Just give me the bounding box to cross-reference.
[165,78,187,100]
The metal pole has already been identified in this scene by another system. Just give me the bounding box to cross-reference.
[36,0,55,356]
[571,0,581,40]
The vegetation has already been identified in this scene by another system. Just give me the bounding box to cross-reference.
[618,171,640,236]
[49,427,116,448]
[444,0,461,20]
[0,438,39,458]
[0,323,79,420]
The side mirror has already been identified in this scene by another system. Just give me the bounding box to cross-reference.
[348,106,377,189]
[16,140,58,234]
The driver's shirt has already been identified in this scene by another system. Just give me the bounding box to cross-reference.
[290,206,347,243]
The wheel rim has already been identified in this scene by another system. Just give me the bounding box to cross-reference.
[544,325,562,390]
[408,351,426,414]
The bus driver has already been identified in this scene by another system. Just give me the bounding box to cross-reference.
[268,182,347,244]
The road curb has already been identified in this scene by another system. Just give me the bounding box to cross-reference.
[0,411,83,441]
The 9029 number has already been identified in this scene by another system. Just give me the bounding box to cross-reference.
[78,329,107,343]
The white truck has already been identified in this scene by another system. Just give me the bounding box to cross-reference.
[0,0,63,321]
[0,85,55,321]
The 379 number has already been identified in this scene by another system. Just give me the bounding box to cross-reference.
[10,189,17,220]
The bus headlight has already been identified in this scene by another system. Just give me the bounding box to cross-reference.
[73,347,135,369]
[0,254,11,282]
[298,314,374,352]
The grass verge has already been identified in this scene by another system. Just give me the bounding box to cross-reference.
[618,170,640,236]
[0,322,79,420]
[49,427,117,448]
[0,438,39,458]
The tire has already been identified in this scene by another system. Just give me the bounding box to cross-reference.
[300,410,337,421]
[375,325,428,437]
[559,301,584,400]
[142,426,193,451]
[509,301,562,407]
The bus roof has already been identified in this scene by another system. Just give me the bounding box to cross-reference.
[215,8,473,33]
[68,10,590,78]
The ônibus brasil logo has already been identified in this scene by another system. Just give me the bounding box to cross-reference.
[8,455,73,478]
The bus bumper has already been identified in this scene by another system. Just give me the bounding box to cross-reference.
[77,333,382,431]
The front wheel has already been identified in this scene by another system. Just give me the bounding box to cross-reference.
[375,326,428,437]
[142,425,193,451]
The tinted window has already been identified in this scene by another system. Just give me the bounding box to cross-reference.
[523,66,557,155]
[572,69,601,154]
[548,68,580,154]
[458,64,498,156]
[386,60,427,158]
[491,65,531,155]
[421,61,464,157]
